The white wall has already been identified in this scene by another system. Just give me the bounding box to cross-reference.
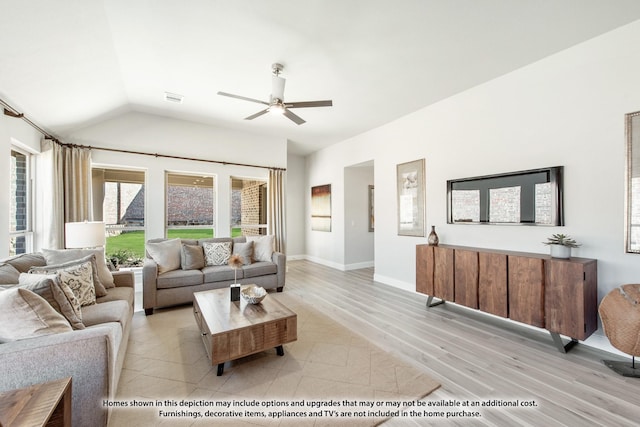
[0,113,43,258]
[304,20,640,346]
[344,164,374,269]
[68,111,287,240]
[285,152,306,258]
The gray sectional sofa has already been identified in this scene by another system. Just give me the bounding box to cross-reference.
[143,236,285,315]
[0,251,134,427]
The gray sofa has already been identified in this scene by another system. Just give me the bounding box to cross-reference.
[143,236,285,315]
[0,252,134,427]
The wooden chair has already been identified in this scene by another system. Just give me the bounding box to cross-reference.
[598,284,640,377]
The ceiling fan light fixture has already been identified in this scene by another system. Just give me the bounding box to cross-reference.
[268,103,285,115]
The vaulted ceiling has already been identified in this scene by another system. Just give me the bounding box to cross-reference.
[2,1,640,155]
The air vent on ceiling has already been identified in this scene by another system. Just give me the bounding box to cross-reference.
[164,92,184,103]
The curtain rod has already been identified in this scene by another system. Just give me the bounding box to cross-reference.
[2,99,285,171]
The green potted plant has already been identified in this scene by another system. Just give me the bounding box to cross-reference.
[543,233,581,259]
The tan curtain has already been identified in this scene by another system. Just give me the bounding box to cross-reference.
[39,140,92,249]
[268,169,286,254]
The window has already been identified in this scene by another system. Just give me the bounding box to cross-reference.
[166,172,215,239]
[231,177,267,237]
[626,112,640,253]
[447,166,563,225]
[10,149,32,255]
[93,168,146,261]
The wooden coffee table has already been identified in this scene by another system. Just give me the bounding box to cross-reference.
[193,286,297,375]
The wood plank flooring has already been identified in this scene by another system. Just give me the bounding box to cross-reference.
[284,260,639,427]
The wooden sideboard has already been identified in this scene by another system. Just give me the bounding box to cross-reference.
[416,244,598,352]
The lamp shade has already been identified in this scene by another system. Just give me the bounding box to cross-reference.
[65,221,106,248]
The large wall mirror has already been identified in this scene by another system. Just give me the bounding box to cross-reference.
[447,166,564,226]
[626,112,640,253]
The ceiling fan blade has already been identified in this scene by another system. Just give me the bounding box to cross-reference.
[244,109,269,120]
[217,91,269,106]
[286,100,333,109]
[283,109,306,125]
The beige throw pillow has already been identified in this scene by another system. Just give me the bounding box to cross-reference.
[0,288,72,342]
[181,244,205,270]
[247,235,275,262]
[42,248,114,288]
[146,239,182,274]
[18,273,84,330]
[202,241,232,266]
[232,241,254,265]
[33,262,96,307]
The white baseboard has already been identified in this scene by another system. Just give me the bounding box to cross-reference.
[303,255,346,271]
[373,273,415,293]
[344,261,374,270]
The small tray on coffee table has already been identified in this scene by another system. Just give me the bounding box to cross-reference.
[193,286,297,375]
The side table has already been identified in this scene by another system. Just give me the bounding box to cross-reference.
[0,377,72,427]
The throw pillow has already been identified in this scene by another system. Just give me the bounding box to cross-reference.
[0,288,72,342]
[0,263,20,284]
[42,248,114,288]
[181,244,205,270]
[246,235,275,262]
[18,273,84,330]
[30,254,107,297]
[2,253,47,273]
[146,239,182,274]
[232,241,254,265]
[33,261,96,307]
[202,241,232,266]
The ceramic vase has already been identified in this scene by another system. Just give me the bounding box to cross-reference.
[550,244,571,259]
[427,225,439,246]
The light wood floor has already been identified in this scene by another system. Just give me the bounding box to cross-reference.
[284,260,639,427]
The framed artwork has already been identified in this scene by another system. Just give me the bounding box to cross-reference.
[368,185,375,232]
[626,111,640,253]
[397,159,425,236]
[311,184,332,231]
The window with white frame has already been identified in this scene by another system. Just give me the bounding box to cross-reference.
[166,172,216,239]
[231,177,267,237]
[10,148,33,255]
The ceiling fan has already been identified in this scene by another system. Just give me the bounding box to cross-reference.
[217,63,332,125]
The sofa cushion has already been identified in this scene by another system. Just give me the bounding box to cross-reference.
[0,288,72,342]
[146,238,182,274]
[243,261,277,278]
[2,253,47,273]
[30,254,107,297]
[157,269,203,289]
[202,265,242,283]
[232,241,253,265]
[82,300,130,330]
[18,273,84,330]
[96,286,135,307]
[42,247,114,288]
[247,235,275,262]
[0,263,20,284]
[202,241,232,266]
[181,244,205,270]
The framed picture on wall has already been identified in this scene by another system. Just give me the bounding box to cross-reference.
[397,159,425,236]
[311,184,332,232]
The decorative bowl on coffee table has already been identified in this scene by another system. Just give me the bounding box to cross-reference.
[241,285,267,304]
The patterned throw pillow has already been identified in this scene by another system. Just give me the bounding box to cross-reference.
[202,242,232,266]
[29,254,107,297]
[35,261,96,307]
